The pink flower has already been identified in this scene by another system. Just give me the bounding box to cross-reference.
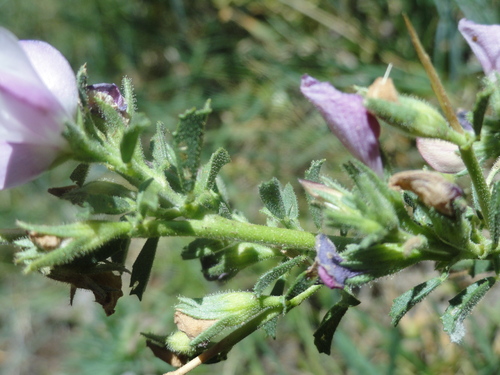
[300,75,383,175]
[458,18,500,76]
[0,27,77,189]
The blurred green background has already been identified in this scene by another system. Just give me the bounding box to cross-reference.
[2,0,500,374]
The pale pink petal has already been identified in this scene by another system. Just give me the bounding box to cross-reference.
[20,40,78,116]
[458,18,500,75]
[416,138,465,173]
[0,80,66,143]
[301,75,383,175]
[0,142,63,189]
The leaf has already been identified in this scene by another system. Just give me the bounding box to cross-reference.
[70,163,90,187]
[472,87,492,136]
[173,100,211,192]
[53,181,136,215]
[259,178,286,219]
[344,161,400,228]
[136,178,159,217]
[194,148,231,194]
[120,112,150,163]
[253,255,307,296]
[441,277,496,343]
[150,122,173,171]
[284,270,317,302]
[304,159,325,229]
[390,273,448,326]
[181,238,224,260]
[490,180,500,250]
[259,178,301,229]
[122,76,136,117]
[130,237,159,300]
[282,183,299,220]
[313,290,360,354]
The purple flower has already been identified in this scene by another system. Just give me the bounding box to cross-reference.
[0,28,77,189]
[87,83,127,115]
[459,18,500,76]
[300,75,383,175]
[316,234,362,289]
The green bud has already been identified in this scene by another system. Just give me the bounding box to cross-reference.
[364,95,466,146]
[165,331,197,355]
[176,292,282,345]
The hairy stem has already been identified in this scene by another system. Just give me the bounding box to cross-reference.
[136,214,323,251]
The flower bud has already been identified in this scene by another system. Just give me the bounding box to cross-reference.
[175,292,281,345]
[364,95,466,146]
[416,138,465,173]
[388,170,464,216]
[87,83,128,115]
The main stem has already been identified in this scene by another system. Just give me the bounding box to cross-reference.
[135,214,323,251]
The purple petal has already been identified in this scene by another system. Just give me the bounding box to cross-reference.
[0,141,64,189]
[459,18,500,75]
[416,138,465,173]
[87,83,128,113]
[20,40,78,117]
[301,75,383,175]
[315,234,362,289]
[0,79,68,143]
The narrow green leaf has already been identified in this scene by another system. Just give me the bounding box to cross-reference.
[173,100,211,192]
[313,290,360,354]
[150,122,172,171]
[55,181,135,215]
[259,178,286,219]
[390,273,448,326]
[120,113,150,163]
[254,255,307,296]
[490,181,500,250]
[122,76,136,117]
[70,164,90,187]
[194,148,231,193]
[284,270,317,301]
[282,183,299,220]
[136,178,159,217]
[130,237,159,300]
[472,87,492,136]
[304,160,325,229]
[441,277,496,343]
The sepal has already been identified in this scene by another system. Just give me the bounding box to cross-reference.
[364,95,466,146]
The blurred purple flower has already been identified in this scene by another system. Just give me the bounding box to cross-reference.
[0,28,77,189]
[459,18,500,76]
[300,75,383,175]
[316,234,362,289]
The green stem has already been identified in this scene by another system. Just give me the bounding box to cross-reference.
[459,144,490,227]
[136,214,324,251]
[286,284,322,309]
